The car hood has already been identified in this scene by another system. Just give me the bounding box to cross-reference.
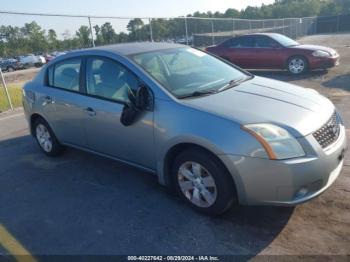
[181,76,334,137]
[290,44,337,55]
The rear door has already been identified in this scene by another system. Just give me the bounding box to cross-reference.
[80,56,155,169]
[45,57,88,146]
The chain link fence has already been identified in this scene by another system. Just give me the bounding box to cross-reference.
[0,11,349,112]
[1,11,349,53]
[188,17,318,47]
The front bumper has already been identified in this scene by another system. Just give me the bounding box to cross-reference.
[309,55,339,69]
[219,125,347,206]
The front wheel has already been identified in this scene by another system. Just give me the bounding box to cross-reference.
[287,56,308,75]
[34,118,64,156]
[172,149,236,215]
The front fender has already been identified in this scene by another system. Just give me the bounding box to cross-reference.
[153,99,267,185]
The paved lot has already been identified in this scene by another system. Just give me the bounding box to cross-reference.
[0,34,350,258]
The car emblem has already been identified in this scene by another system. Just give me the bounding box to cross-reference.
[333,125,339,135]
[328,122,339,136]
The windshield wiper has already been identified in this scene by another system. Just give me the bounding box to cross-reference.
[218,76,253,92]
[178,75,254,99]
[178,89,219,99]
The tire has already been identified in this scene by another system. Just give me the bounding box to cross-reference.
[287,56,308,75]
[171,149,236,215]
[33,118,64,157]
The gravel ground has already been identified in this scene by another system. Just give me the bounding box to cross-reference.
[2,67,40,85]
[0,33,349,259]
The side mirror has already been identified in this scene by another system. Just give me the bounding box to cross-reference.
[120,85,150,126]
[133,85,149,110]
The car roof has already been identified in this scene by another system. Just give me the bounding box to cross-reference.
[89,42,185,56]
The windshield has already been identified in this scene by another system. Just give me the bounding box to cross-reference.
[270,34,299,47]
[131,47,249,98]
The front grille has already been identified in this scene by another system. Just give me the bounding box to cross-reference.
[313,112,340,149]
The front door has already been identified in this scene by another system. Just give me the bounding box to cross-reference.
[251,35,285,69]
[81,56,155,169]
[225,36,255,68]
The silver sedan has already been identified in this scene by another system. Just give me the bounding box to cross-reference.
[23,42,347,215]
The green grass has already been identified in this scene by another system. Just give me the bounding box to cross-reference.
[0,83,23,112]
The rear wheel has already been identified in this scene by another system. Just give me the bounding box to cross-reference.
[287,56,308,75]
[171,149,236,215]
[34,118,64,156]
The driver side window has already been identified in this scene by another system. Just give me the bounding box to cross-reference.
[86,57,139,103]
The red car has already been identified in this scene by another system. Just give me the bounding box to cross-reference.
[206,33,339,75]
[44,54,54,63]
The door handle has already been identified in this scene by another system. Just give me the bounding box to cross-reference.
[84,107,96,116]
[44,96,53,104]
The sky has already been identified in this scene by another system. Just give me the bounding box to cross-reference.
[0,0,275,37]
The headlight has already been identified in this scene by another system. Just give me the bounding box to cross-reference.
[242,124,305,160]
[312,50,331,58]
[336,110,343,125]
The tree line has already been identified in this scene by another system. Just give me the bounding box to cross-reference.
[0,0,349,57]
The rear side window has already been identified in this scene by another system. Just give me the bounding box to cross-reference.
[254,36,278,48]
[48,58,81,91]
[238,37,253,48]
[224,37,253,48]
[223,38,240,48]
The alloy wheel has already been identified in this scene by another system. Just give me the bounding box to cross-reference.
[288,58,305,74]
